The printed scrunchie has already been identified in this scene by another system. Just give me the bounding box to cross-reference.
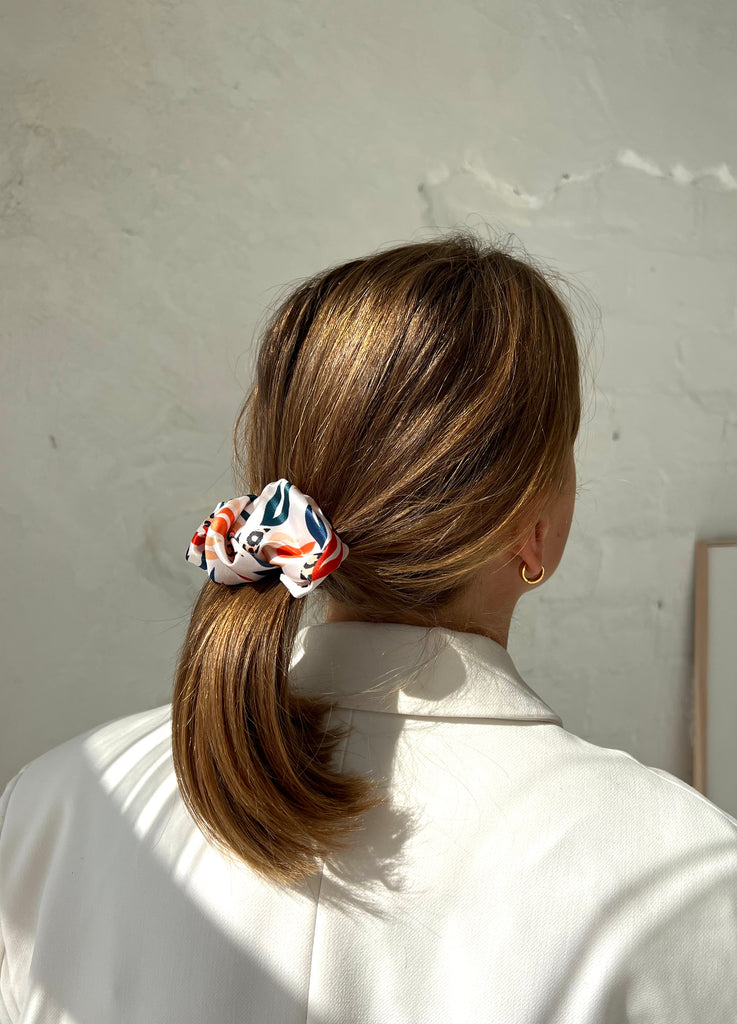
[185,479,349,598]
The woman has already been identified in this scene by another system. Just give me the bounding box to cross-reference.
[1,233,735,1022]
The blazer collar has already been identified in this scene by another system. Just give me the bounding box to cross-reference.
[290,621,562,725]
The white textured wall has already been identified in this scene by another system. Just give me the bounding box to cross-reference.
[2,0,736,788]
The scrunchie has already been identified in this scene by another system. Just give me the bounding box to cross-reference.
[185,479,349,598]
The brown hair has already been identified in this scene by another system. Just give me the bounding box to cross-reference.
[172,231,582,884]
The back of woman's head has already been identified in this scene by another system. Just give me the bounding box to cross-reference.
[172,230,582,884]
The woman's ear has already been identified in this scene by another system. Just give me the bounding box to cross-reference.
[513,518,550,577]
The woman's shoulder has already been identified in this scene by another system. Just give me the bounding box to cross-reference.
[0,703,174,835]
[551,726,737,839]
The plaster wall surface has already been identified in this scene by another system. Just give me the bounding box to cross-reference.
[1,0,736,790]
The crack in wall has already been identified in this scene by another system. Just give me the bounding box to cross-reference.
[616,148,737,189]
[419,147,737,225]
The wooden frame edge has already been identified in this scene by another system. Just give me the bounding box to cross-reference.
[693,538,737,796]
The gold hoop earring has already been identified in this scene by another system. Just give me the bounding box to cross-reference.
[520,563,545,585]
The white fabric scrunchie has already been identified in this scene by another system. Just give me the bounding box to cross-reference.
[185,479,349,598]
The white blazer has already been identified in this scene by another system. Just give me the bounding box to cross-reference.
[1,621,736,1023]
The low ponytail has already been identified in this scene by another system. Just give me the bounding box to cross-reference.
[172,230,582,885]
[171,577,380,884]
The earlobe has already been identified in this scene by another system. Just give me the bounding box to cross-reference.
[519,563,545,585]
